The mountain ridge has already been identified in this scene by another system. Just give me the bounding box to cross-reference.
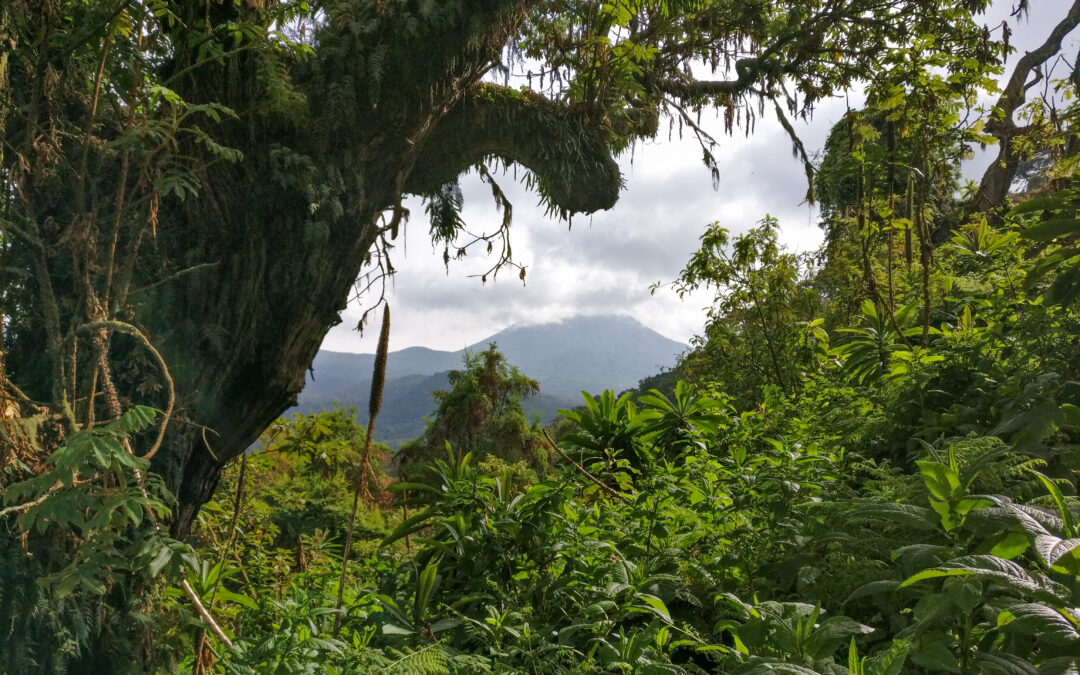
[296,314,685,446]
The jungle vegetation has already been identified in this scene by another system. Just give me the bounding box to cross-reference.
[2,0,1080,672]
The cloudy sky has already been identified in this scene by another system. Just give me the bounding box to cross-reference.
[322,0,1079,355]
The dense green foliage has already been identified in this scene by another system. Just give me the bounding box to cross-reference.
[397,344,550,485]
[8,154,1080,671]
[0,0,1000,542]
[5,0,1080,672]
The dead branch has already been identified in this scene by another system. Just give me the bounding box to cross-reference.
[543,429,630,504]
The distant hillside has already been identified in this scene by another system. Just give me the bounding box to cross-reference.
[295,314,685,447]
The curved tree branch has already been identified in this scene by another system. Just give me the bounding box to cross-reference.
[404,84,621,214]
[972,0,1080,214]
[74,320,175,460]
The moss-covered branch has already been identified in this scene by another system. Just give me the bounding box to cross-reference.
[405,84,621,215]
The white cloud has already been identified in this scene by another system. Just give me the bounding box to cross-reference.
[322,105,830,354]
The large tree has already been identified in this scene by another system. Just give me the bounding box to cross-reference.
[0,0,1000,536]
[398,343,549,484]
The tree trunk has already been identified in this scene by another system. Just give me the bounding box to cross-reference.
[3,0,621,540]
[151,177,384,536]
[150,90,619,535]
[970,0,1080,216]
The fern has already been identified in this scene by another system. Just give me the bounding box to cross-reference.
[382,642,450,675]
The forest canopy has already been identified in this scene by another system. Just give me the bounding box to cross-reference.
[3,0,1080,672]
[0,0,1015,532]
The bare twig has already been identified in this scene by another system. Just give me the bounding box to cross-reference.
[0,492,51,519]
[129,262,220,296]
[0,477,93,518]
[209,452,246,608]
[542,430,630,504]
[181,578,234,649]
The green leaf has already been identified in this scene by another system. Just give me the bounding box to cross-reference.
[732,659,822,674]
[381,507,435,547]
[805,616,874,660]
[89,436,112,469]
[910,637,960,673]
[1060,404,1080,428]
[974,653,1037,675]
[999,503,1056,538]
[844,580,900,604]
[1031,471,1076,538]
[953,496,993,517]
[1036,656,1080,675]
[413,562,439,622]
[1024,247,1080,288]
[585,600,617,618]
[381,624,415,636]
[849,503,938,530]
[943,577,982,613]
[891,543,952,565]
[633,594,672,623]
[1008,195,1072,216]
[1022,218,1080,242]
[147,545,174,578]
[900,555,1067,602]
[1034,535,1080,566]
[428,617,462,633]
[866,639,910,675]
[1001,603,1080,645]
[990,532,1031,559]
[216,589,258,611]
[917,460,960,501]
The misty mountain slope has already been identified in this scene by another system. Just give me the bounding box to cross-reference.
[465,315,686,397]
[295,314,685,446]
[304,346,461,395]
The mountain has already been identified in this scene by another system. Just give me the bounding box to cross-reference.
[295,314,685,447]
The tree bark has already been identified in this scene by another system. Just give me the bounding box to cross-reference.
[2,0,622,539]
[144,17,621,537]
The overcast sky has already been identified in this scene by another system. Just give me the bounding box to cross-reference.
[321,0,1079,355]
